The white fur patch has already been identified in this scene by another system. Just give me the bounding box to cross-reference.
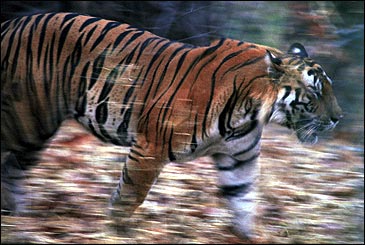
[325,73,333,84]
[292,47,301,54]
[302,72,315,86]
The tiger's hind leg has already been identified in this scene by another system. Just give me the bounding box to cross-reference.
[1,150,39,215]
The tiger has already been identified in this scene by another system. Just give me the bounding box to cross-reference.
[1,12,342,239]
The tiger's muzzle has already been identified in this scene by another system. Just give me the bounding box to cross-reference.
[294,117,339,144]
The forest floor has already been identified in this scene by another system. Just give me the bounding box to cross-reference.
[1,120,364,244]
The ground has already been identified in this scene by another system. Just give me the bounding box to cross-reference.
[1,120,364,244]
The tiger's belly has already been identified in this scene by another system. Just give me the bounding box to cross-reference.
[172,124,263,163]
[75,113,137,147]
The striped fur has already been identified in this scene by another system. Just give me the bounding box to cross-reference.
[1,13,342,239]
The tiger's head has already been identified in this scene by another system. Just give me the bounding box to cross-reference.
[267,43,343,144]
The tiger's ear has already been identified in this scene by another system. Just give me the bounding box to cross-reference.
[266,50,285,75]
[287,43,308,58]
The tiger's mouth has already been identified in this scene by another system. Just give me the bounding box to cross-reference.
[294,119,336,144]
[296,127,318,144]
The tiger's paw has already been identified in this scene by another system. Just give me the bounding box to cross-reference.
[228,213,261,242]
[107,193,139,237]
[229,223,260,243]
[106,212,139,238]
[1,185,30,216]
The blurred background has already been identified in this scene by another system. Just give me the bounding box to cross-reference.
[1,1,364,244]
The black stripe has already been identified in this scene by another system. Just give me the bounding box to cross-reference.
[54,32,64,124]
[234,56,266,73]
[70,33,84,68]
[128,154,140,164]
[79,62,89,97]
[133,144,143,150]
[191,54,217,86]
[221,50,244,64]
[96,98,109,124]
[10,16,33,81]
[0,18,12,33]
[57,18,75,63]
[88,48,108,90]
[150,38,166,50]
[202,41,229,138]
[154,103,167,145]
[116,75,140,144]
[294,88,301,102]
[87,119,99,138]
[90,21,121,52]
[99,124,114,142]
[83,25,98,46]
[218,77,240,137]
[233,135,261,157]
[117,31,145,54]
[61,13,80,25]
[217,153,259,171]
[281,86,291,101]
[226,120,258,142]
[134,37,160,62]
[117,106,134,145]
[130,148,144,158]
[185,40,223,97]
[41,18,55,103]
[75,62,90,116]
[67,35,84,111]
[146,40,172,76]
[122,164,134,184]
[97,64,119,103]
[121,78,139,109]
[37,14,54,66]
[159,48,205,133]
[112,29,134,51]
[220,183,252,197]
[26,22,49,138]
[156,102,171,145]
[190,114,199,153]
[140,41,172,112]
[79,17,101,32]
[161,50,191,107]
[141,47,191,128]
[218,94,234,137]
[168,128,176,161]
[123,44,140,64]
[152,44,191,98]
[62,55,71,111]
[202,38,225,57]
[42,35,51,99]
[26,20,35,92]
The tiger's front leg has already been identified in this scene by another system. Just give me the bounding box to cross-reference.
[213,151,260,240]
[108,143,165,223]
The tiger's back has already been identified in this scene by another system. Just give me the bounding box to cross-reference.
[1,13,342,240]
[2,12,277,160]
